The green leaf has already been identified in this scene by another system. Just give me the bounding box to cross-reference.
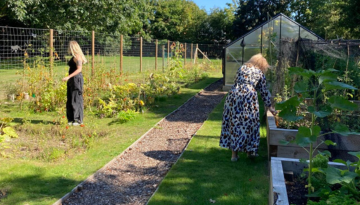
[323,68,339,72]
[326,166,342,184]
[296,127,312,147]
[319,72,337,84]
[278,105,304,122]
[288,67,314,78]
[324,81,358,90]
[318,150,331,157]
[294,81,308,93]
[332,123,359,136]
[324,140,336,146]
[311,125,321,136]
[328,96,358,111]
[326,166,358,185]
[3,127,18,138]
[348,152,360,160]
[333,159,347,165]
[275,96,301,110]
[299,158,308,164]
[308,105,332,118]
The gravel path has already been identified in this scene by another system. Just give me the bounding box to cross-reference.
[58,79,227,205]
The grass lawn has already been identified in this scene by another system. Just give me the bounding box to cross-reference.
[0,69,222,205]
[148,96,269,205]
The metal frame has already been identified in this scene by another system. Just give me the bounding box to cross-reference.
[225,13,324,49]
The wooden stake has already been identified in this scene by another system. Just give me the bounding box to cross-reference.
[197,48,211,62]
[49,29,53,77]
[191,43,193,63]
[162,45,165,72]
[184,43,186,67]
[120,35,123,75]
[167,40,170,65]
[92,31,95,76]
[155,39,158,70]
[140,37,143,72]
[194,44,199,64]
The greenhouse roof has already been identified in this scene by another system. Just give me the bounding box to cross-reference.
[225,13,324,48]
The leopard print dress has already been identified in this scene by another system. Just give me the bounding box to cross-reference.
[219,65,271,155]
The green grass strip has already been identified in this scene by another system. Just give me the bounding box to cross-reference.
[148,96,269,205]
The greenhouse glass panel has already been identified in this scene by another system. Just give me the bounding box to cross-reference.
[243,47,261,63]
[281,17,299,41]
[225,47,242,85]
[272,16,281,46]
[300,28,318,40]
[243,27,262,47]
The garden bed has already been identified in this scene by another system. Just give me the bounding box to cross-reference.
[266,111,360,161]
[270,157,346,205]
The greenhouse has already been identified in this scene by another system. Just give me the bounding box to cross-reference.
[223,13,323,91]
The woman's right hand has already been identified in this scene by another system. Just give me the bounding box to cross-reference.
[269,107,277,116]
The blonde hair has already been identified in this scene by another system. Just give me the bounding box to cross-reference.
[68,41,87,64]
[244,53,269,73]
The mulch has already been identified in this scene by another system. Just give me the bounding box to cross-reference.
[59,79,227,205]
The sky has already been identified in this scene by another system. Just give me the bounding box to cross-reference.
[192,0,234,13]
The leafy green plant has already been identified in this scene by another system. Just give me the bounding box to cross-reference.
[116,110,137,123]
[276,67,359,195]
[0,118,18,157]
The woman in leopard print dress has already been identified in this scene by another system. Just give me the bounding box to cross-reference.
[219,54,277,161]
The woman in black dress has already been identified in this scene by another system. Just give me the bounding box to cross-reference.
[62,41,87,126]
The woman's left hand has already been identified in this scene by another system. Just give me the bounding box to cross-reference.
[269,107,278,116]
[62,76,70,81]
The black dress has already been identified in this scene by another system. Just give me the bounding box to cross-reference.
[66,57,84,123]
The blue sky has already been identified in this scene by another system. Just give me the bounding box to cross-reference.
[192,0,234,13]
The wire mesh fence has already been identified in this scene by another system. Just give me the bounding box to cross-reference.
[0,25,225,100]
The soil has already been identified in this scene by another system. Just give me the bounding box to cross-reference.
[60,79,227,205]
[286,176,308,205]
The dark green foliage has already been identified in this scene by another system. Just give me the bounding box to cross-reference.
[232,0,291,38]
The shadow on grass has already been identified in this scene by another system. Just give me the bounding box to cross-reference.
[147,137,269,205]
[12,118,56,125]
[0,172,79,204]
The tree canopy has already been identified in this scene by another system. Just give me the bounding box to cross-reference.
[1,0,360,42]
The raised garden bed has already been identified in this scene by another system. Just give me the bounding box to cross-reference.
[266,111,360,161]
[269,157,346,205]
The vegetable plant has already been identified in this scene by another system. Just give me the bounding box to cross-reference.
[276,67,359,195]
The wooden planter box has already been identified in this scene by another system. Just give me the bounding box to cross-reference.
[269,157,345,205]
[266,111,360,161]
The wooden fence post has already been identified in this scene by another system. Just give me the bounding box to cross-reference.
[184,43,186,67]
[162,45,165,72]
[92,31,95,76]
[120,35,123,75]
[191,43,193,64]
[140,37,143,72]
[194,44,199,64]
[49,29,54,77]
[155,39,158,70]
[167,40,170,65]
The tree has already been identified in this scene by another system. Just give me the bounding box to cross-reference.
[197,2,237,44]
[1,0,154,36]
[232,0,291,38]
[150,0,207,42]
[290,0,349,39]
